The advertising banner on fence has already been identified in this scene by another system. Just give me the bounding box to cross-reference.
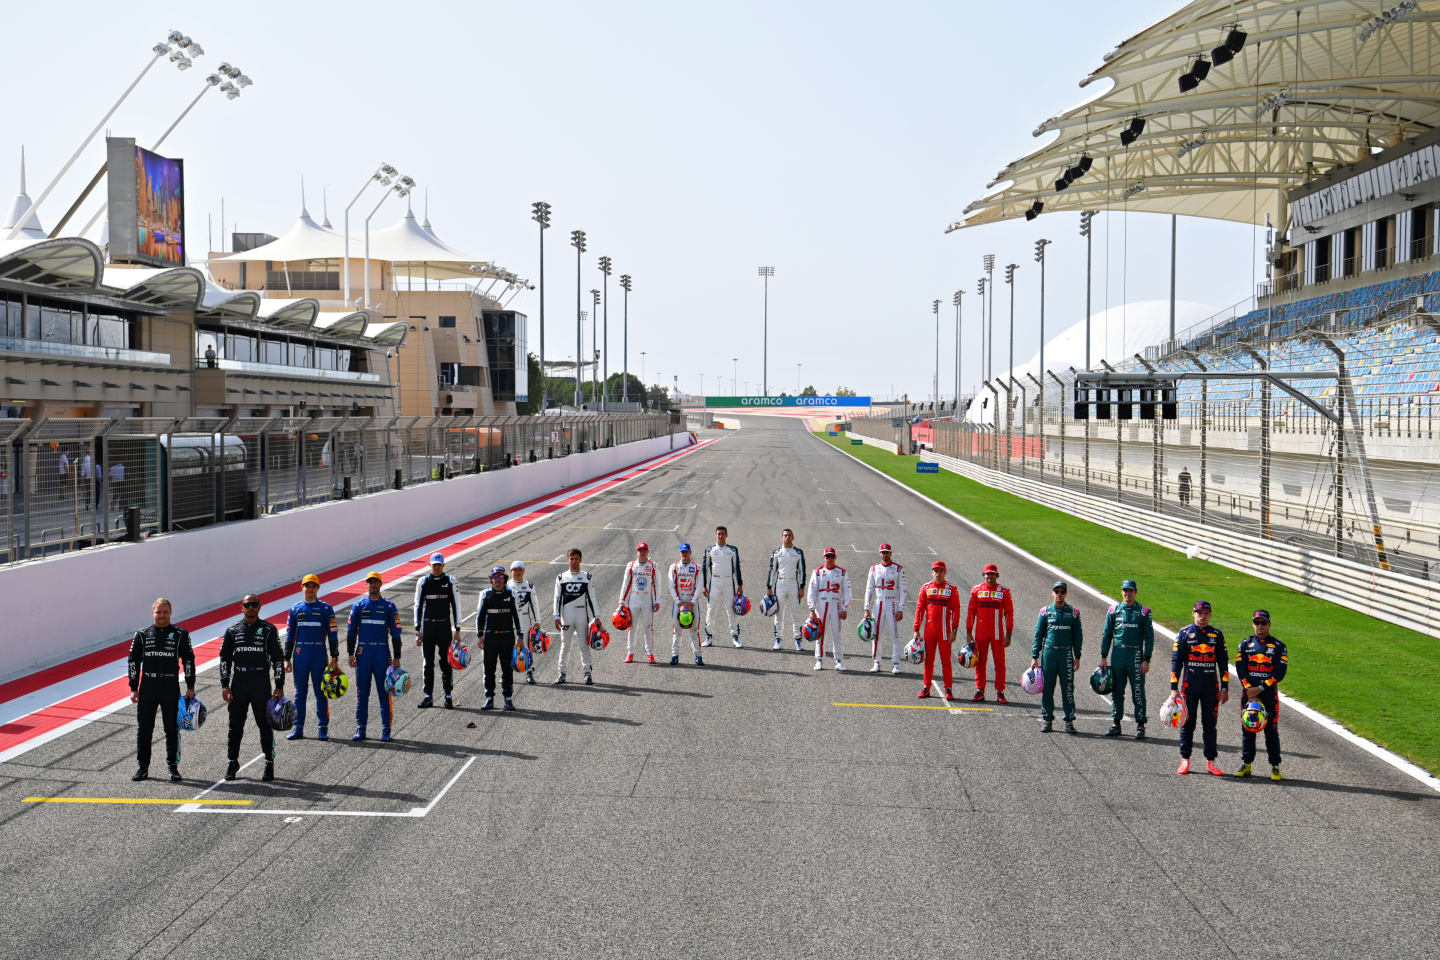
[704,396,871,408]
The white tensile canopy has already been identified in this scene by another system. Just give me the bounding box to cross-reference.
[951,0,1440,231]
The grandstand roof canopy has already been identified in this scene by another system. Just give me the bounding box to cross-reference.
[951,0,1440,232]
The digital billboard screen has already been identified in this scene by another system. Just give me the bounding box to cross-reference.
[106,138,185,267]
[134,147,185,266]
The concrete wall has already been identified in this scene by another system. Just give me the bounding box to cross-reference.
[0,431,686,682]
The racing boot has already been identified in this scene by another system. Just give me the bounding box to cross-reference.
[869,661,881,673]
[417,696,434,708]
[647,654,656,664]
[891,663,901,675]
[526,670,536,685]
[669,656,679,665]
[1065,721,1076,734]
[584,671,594,686]
[168,765,182,783]
[287,726,305,740]
[380,728,392,743]
[702,631,713,648]
[834,661,846,672]
[1176,758,1191,775]
[444,695,455,709]
[262,760,275,782]
[317,725,329,742]
[970,690,985,703]
[996,691,1008,704]
[554,673,567,685]
[624,653,634,664]
[731,633,742,648]
[694,656,705,667]
[772,636,782,650]
[352,727,367,742]
[1234,763,1253,778]
[1134,724,1145,740]
[1206,760,1224,776]
[1104,723,1122,737]
[917,687,931,699]
[1041,720,1052,732]
[225,760,241,780]
[813,661,823,671]
[794,636,803,652]
[131,768,148,782]
[504,698,516,712]
[1271,765,1283,782]
[943,687,956,701]
[481,697,495,711]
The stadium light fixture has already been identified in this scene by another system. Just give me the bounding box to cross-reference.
[344,163,398,305]
[1211,25,1246,65]
[1177,134,1208,158]
[572,227,588,407]
[759,265,775,395]
[533,202,552,408]
[8,31,205,241]
[1359,1,1417,43]
[1254,89,1292,120]
[1123,180,1146,199]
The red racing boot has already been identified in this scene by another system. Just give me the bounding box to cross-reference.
[1176,758,1191,775]
[917,687,931,699]
[1207,760,1224,776]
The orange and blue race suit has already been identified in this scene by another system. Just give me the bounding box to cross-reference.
[286,599,339,733]
[346,596,402,733]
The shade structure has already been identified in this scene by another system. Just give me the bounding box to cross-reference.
[950,0,1440,231]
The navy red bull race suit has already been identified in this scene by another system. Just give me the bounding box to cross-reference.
[1171,623,1229,761]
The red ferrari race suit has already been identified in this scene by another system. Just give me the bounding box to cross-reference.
[913,579,961,689]
[966,582,1015,693]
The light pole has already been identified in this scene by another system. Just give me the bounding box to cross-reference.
[796,362,802,393]
[66,64,251,239]
[532,202,551,409]
[598,256,612,410]
[952,290,963,413]
[1005,263,1019,468]
[345,164,397,306]
[931,299,940,415]
[1079,211,1095,369]
[590,289,601,405]
[571,230,586,408]
[1034,238,1051,441]
[758,266,774,395]
[976,277,987,385]
[983,254,996,380]
[641,350,647,402]
[364,175,414,309]
[731,356,738,394]
[620,274,632,405]
[9,31,203,242]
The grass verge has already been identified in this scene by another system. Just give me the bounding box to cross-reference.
[819,431,1438,776]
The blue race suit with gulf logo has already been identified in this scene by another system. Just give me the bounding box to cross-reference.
[285,600,339,735]
[346,596,402,735]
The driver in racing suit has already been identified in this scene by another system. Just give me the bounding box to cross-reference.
[619,541,660,663]
[668,543,704,666]
[285,574,340,740]
[509,561,540,685]
[912,560,960,699]
[863,543,908,674]
[806,547,851,671]
[965,563,1014,703]
[702,525,743,648]
[767,529,806,651]
[346,572,402,742]
[553,547,598,685]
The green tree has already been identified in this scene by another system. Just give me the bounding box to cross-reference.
[835,386,857,397]
[516,352,546,415]
[800,384,818,396]
[646,384,672,412]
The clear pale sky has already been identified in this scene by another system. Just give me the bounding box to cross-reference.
[1,0,1269,400]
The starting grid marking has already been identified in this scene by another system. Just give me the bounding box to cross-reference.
[24,797,252,806]
[833,702,993,712]
[0,438,721,766]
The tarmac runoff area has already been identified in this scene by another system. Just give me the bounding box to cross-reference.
[0,415,1436,960]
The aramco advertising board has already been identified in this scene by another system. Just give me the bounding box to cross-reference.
[106,137,186,267]
[704,396,871,407]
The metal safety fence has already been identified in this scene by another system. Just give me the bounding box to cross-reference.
[850,372,1440,584]
[1,413,670,565]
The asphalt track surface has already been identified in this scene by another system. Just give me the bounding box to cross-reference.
[2,415,1437,960]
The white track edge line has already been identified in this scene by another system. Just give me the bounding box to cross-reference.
[815,432,1440,795]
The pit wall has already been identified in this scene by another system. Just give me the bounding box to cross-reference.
[0,432,688,682]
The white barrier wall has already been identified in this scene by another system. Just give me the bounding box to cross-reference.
[0,433,687,682]
[918,448,1440,639]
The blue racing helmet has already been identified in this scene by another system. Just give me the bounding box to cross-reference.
[384,665,412,697]
[176,696,207,731]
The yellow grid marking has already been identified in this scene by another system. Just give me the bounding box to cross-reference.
[831,702,994,712]
[23,797,254,806]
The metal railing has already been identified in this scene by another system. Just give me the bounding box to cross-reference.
[0,412,671,565]
[0,336,172,366]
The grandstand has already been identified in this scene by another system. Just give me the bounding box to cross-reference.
[924,0,1440,584]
